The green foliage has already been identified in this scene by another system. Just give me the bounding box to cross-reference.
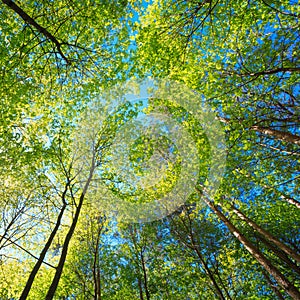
[0,0,299,299]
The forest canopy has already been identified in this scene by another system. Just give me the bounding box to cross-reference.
[0,0,299,299]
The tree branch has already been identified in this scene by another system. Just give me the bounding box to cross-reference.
[0,235,56,269]
[223,67,300,78]
[2,0,70,64]
[251,126,300,146]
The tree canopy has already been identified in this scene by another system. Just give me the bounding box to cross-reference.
[0,0,299,299]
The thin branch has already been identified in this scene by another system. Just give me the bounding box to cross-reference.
[0,235,56,269]
[224,67,300,78]
[261,0,299,18]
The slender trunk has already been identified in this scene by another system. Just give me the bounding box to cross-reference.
[138,276,144,300]
[140,252,150,300]
[194,247,226,300]
[187,217,226,300]
[257,234,300,276]
[20,183,69,300]
[45,197,83,299]
[171,212,227,300]
[93,263,101,300]
[200,192,300,299]
[214,265,233,300]
[231,204,300,263]
[20,205,66,300]
[93,254,98,300]
[45,162,95,300]
[96,267,101,300]
[233,167,300,209]
[262,270,285,300]
[93,229,102,300]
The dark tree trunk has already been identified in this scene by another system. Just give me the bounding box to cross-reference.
[138,276,144,300]
[20,182,70,300]
[262,270,285,300]
[140,252,150,300]
[45,163,95,300]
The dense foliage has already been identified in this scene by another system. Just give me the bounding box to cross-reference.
[0,0,299,299]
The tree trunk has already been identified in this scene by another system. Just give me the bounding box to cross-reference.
[45,162,95,300]
[214,266,233,300]
[96,267,102,300]
[251,126,300,145]
[257,234,300,276]
[186,213,226,300]
[280,193,300,209]
[138,276,144,300]
[140,252,150,300]
[93,226,102,300]
[20,182,70,300]
[233,167,300,209]
[45,198,83,299]
[262,270,285,300]
[199,192,300,299]
[218,116,300,145]
[231,204,300,263]
[194,247,226,300]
